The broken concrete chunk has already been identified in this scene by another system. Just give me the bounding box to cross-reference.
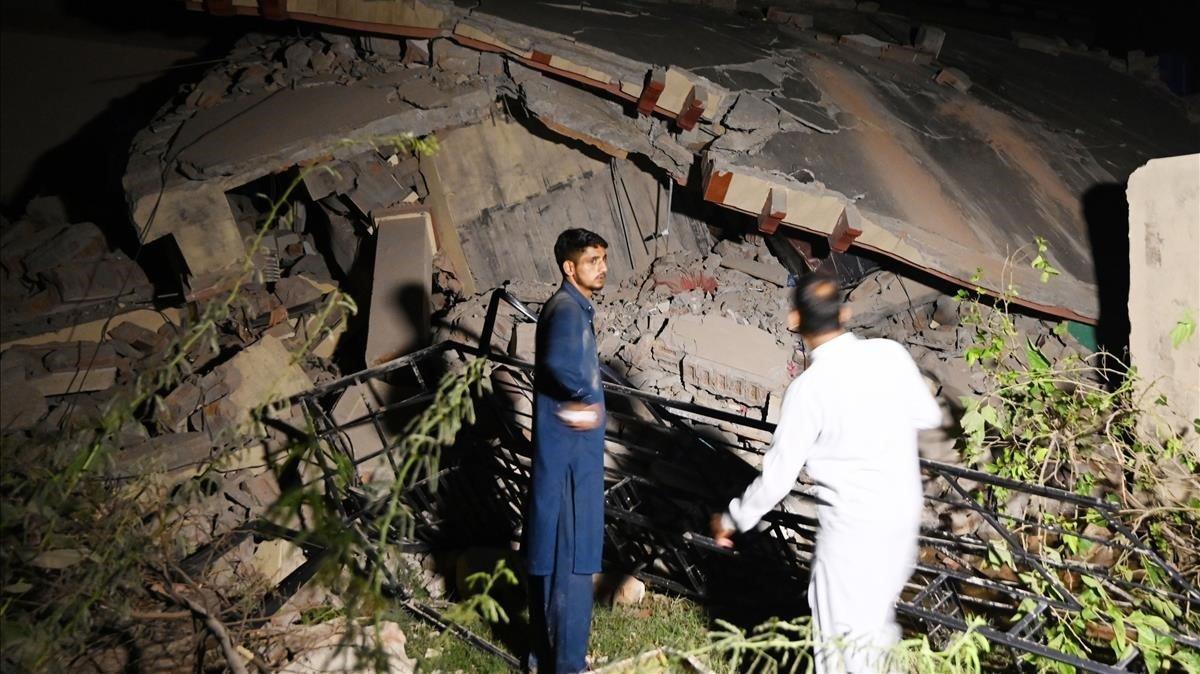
[309,47,335,74]
[657,314,791,406]
[360,35,402,59]
[1,380,49,430]
[478,51,505,77]
[161,381,202,432]
[43,342,120,372]
[284,41,314,73]
[42,256,152,303]
[934,67,972,93]
[30,367,118,396]
[23,222,108,273]
[846,270,943,328]
[185,72,230,109]
[213,335,313,429]
[722,93,779,132]
[840,34,891,57]
[273,275,326,310]
[129,182,247,277]
[719,256,790,287]
[914,25,946,58]
[23,195,70,225]
[303,160,356,201]
[402,38,431,66]
[365,207,433,367]
[251,539,307,586]
[432,39,480,75]
[766,6,813,29]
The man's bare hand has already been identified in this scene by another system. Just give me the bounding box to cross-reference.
[558,402,603,430]
[710,513,735,549]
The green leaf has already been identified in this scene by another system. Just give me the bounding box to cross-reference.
[30,549,86,570]
[1026,338,1051,371]
[1170,309,1196,348]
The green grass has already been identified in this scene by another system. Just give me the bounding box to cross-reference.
[589,594,710,669]
[392,590,713,673]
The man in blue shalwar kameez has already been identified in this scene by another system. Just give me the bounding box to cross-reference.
[525,228,609,674]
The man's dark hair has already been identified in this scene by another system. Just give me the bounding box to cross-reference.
[554,228,608,271]
[792,273,842,336]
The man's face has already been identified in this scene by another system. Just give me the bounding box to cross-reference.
[565,246,608,293]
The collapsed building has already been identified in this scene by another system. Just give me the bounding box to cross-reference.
[1,1,1198,672]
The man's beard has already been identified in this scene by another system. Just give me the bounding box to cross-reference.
[586,274,607,291]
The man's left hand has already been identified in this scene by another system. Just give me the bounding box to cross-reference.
[710,513,735,549]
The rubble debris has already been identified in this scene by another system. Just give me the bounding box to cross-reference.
[719,255,790,287]
[208,335,313,431]
[273,619,415,674]
[594,573,647,606]
[658,314,792,407]
[109,431,214,482]
[839,34,891,58]
[30,366,118,397]
[913,25,946,58]
[934,67,972,93]
[250,538,307,586]
[432,38,480,75]
[0,380,48,431]
[428,115,707,288]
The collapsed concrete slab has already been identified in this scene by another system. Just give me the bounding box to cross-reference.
[656,314,793,407]
[124,68,492,283]
[172,0,1199,323]
[428,116,709,287]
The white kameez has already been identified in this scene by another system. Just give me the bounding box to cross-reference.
[724,333,941,674]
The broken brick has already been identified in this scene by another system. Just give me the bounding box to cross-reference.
[934,67,972,93]
[914,25,946,58]
[160,381,203,432]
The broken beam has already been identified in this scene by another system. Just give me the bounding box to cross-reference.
[676,85,706,131]
[828,208,862,253]
[757,187,788,235]
[637,68,666,116]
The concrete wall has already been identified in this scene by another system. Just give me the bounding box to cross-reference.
[1126,153,1200,439]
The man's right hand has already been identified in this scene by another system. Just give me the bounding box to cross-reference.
[558,402,603,430]
[710,513,735,549]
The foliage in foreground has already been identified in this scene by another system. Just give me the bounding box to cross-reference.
[954,239,1199,674]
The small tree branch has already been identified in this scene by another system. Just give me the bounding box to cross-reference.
[149,583,251,674]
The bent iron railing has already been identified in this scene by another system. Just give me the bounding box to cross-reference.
[261,288,1197,673]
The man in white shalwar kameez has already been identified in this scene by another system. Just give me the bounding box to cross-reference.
[711,274,942,674]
